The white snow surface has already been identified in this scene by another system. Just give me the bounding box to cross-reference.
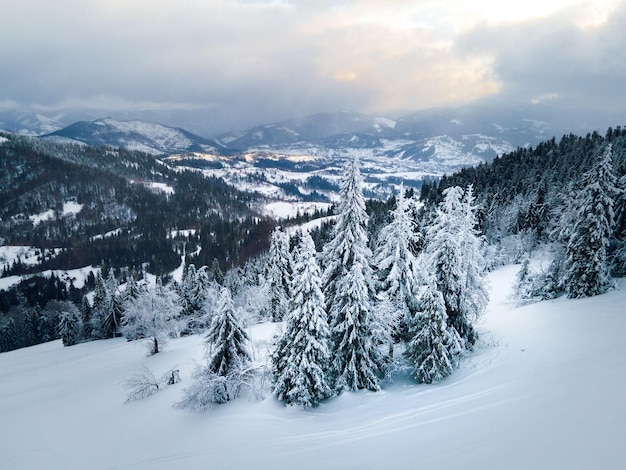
[98,118,193,150]
[1,266,625,469]
[28,201,83,226]
[261,201,332,220]
[0,245,61,267]
[0,136,8,144]
[147,182,175,194]
[0,265,99,291]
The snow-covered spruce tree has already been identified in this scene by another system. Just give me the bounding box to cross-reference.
[266,227,293,321]
[512,254,534,305]
[107,268,124,334]
[458,186,489,326]
[123,273,144,303]
[121,282,182,355]
[57,302,83,346]
[542,184,579,297]
[203,287,252,403]
[425,186,487,348]
[405,282,463,384]
[230,256,271,325]
[179,263,200,317]
[178,264,209,332]
[613,172,626,276]
[565,144,619,298]
[79,295,93,338]
[90,270,121,339]
[374,185,421,342]
[272,232,333,408]
[322,155,381,392]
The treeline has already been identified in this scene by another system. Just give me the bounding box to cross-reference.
[421,127,625,247]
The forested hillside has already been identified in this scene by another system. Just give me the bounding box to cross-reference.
[421,127,626,277]
[1,133,269,272]
[0,133,274,350]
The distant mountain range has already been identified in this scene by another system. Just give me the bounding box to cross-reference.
[1,104,621,169]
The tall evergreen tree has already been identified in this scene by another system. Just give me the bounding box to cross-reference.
[458,186,489,330]
[405,282,463,384]
[322,155,381,392]
[613,172,626,276]
[90,271,114,339]
[272,232,333,408]
[205,288,251,378]
[374,186,421,341]
[266,227,293,321]
[425,186,487,348]
[177,287,253,409]
[79,295,92,338]
[106,268,124,337]
[57,302,83,347]
[178,263,208,331]
[565,144,619,298]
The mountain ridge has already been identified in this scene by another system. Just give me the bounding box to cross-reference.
[45,117,228,155]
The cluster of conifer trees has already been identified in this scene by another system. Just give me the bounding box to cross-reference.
[176,156,488,409]
[3,126,624,412]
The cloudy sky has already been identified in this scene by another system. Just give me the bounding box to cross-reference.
[0,0,624,134]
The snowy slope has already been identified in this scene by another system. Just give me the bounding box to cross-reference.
[46,118,225,155]
[1,266,625,469]
[0,111,66,136]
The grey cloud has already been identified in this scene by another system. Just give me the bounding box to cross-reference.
[2,1,622,135]
[456,1,626,111]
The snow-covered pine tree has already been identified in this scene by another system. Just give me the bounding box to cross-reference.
[79,294,92,338]
[90,271,114,339]
[123,273,143,303]
[613,172,626,276]
[373,185,421,342]
[272,232,333,408]
[177,288,257,409]
[322,155,381,392]
[425,185,487,348]
[121,282,182,355]
[332,259,382,391]
[266,227,293,321]
[404,282,463,384]
[106,268,124,336]
[512,254,533,305]
[179,263,199,317]
[565,144,619,298]
[458,186,489,330]
[542,184,579,296]
[90,268,123,339]
[57,302,83,346]
[178,263,208,332]
[205,287,251,379]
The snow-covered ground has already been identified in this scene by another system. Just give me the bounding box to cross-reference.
[0,265,99,292]
[0,246,62,267]
[261,201,332,220]
[28,201,83,226]
[1,265,625,469]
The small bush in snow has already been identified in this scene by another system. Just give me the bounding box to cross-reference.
[176,363,269,411]
[123,366,181,403]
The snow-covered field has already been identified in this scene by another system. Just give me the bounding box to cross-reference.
[1,265,625,469]
[28,201,83,226]
[261,201,333,220]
